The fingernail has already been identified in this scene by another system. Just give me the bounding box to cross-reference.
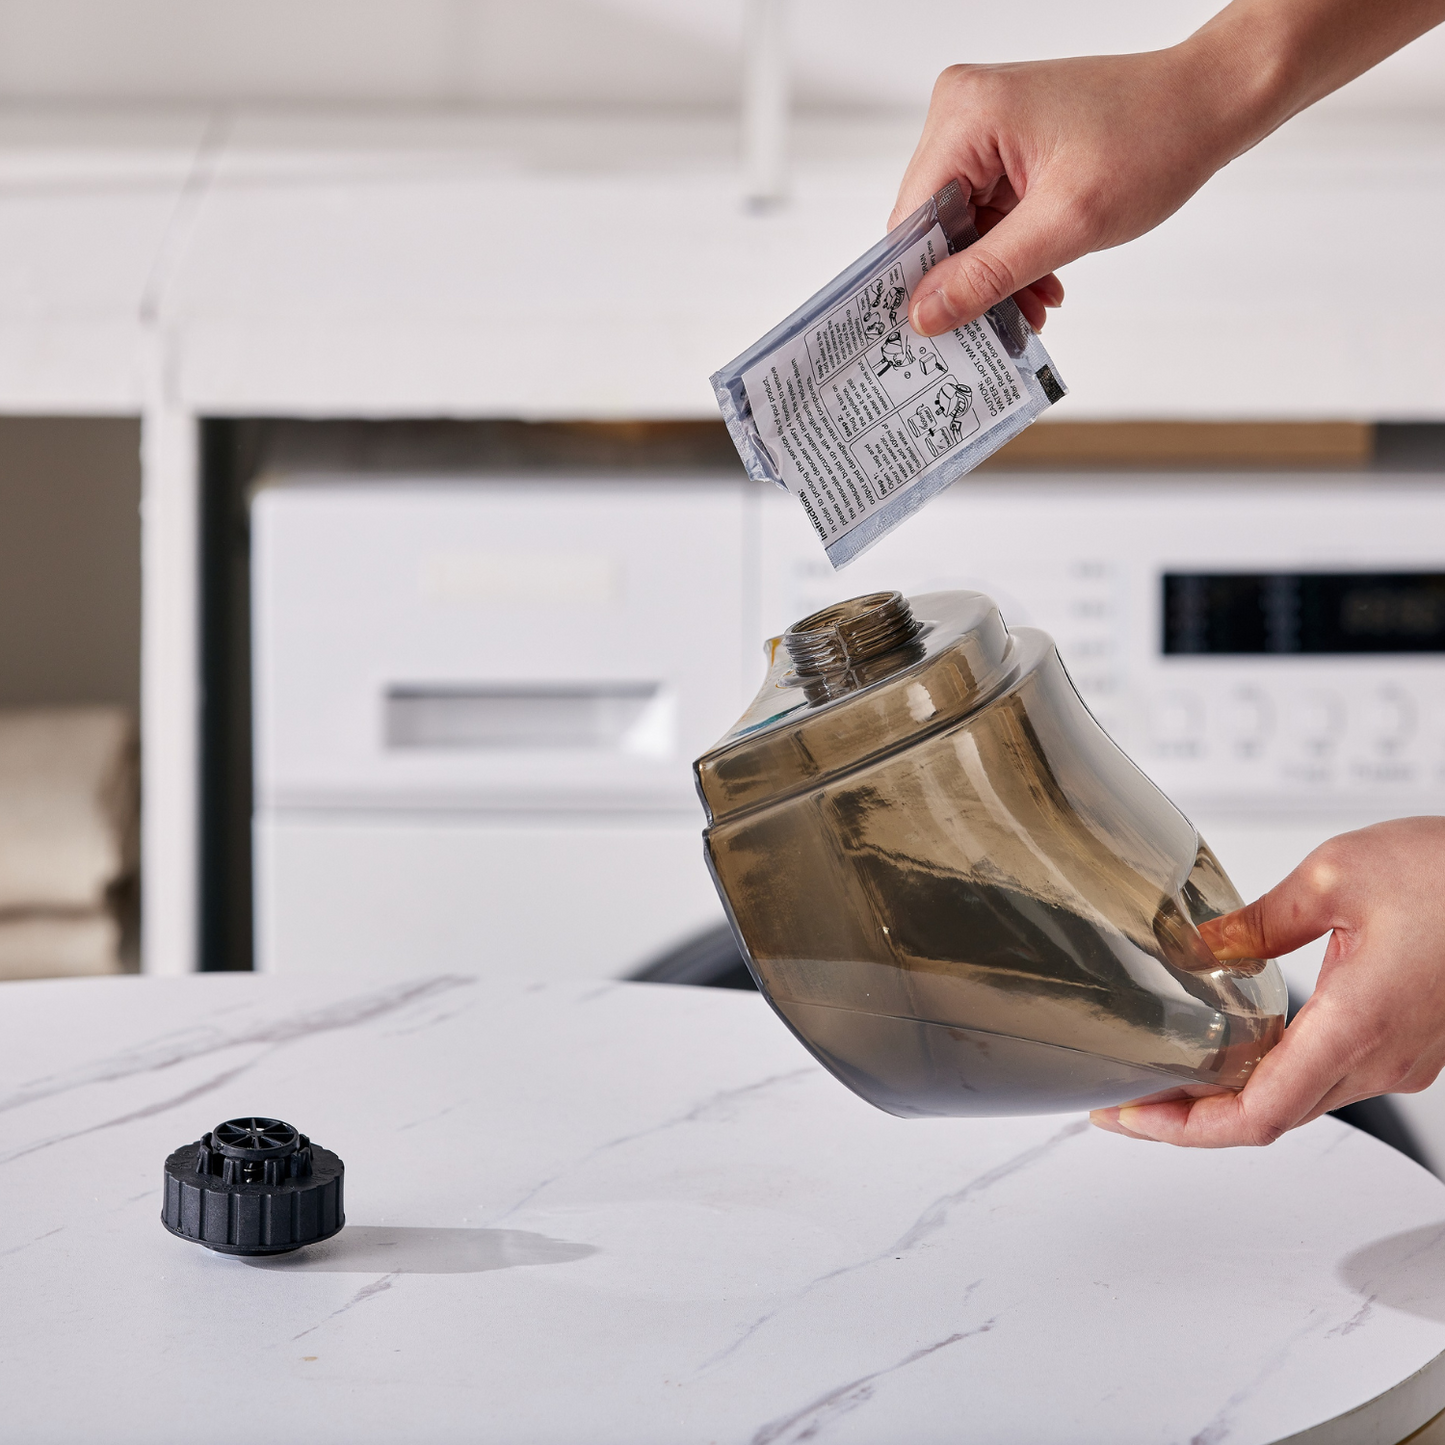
[1116,1106,1159,1140]
[911,290,953,336]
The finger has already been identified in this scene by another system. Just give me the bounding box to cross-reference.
[1014,277,1065,331]
[888,140,958,230]
[888,98,1022,230]
[1110,1084,1322,1150]
[1308,1065,1436,1121]
[1029,272,1064,307]
[1298,1027,1445,1119]
[1305,1079,1371,1121]
[888,93,976,228]
[1106,1005,1351,1148]
[909,195,1084,335]
[971,190,1023,235]
[1089,1109,1163,1141]
[1196,851,1347,961]
[888,183,943,233]
[1015,288,1046,331]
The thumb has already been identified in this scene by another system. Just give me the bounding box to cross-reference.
[908,191,1082,336]
[1197,861,1343,962]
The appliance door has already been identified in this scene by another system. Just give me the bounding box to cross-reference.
[255,813,725,980]
[252,476,752,978]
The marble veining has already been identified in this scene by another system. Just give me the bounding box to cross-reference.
[1183,1312,1327,1445]
[699,1116,1090,1373]
[0,974,472,1119]
[0,1057,258,1166]
[750,1321,996,1445]
[889,1115,1092,1251]
[2,972,1445,1445]
[1329,1296,1377,1338]
[0,1224,63,1258]
[493,1064,816,1223]
[293,1273,401,1342]
[395,1101,460,1132]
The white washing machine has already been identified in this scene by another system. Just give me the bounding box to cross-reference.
[254,465,1445,1166]
[251,475,756,982]
[758,472,1445,1167]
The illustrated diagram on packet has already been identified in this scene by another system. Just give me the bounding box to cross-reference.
[711,180,1067,568]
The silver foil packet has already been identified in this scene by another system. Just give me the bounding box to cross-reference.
[712,180,1067,567]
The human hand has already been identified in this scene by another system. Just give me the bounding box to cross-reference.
[891,44,1257,337]
[894,0,1445,338]
[1091,817,1445,1148]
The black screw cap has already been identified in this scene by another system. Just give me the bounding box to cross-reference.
[161,1117,344,1255]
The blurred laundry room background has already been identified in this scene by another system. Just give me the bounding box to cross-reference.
[2,3,1445,1146]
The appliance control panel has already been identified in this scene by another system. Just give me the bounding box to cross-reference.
[759,475,1445,816]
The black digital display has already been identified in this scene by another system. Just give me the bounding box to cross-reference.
[1163,572,1445,654]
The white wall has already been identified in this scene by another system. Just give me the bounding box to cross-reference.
[0,0,1439,114]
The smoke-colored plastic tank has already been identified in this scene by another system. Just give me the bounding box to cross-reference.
[695,590,1287,1118]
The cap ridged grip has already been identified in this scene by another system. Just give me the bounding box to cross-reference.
[161,1116,344,1256]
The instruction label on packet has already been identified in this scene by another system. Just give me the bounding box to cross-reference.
[741,224,1028,551]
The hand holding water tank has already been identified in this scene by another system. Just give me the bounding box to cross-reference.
[1092,818,1445,1148]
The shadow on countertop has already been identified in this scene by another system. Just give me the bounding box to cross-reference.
[240,1225,597,1275]
[1340,1221,1445,1325]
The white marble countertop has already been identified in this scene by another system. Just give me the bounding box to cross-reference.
[4,971,1445,1445]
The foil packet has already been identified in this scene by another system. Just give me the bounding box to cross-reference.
[712,180,1067,567]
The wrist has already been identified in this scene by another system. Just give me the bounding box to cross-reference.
[1169,5,1309,162]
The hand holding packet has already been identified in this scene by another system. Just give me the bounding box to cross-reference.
[711,180,1067,568]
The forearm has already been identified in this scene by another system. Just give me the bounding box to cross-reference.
[894,0,1445,334]
[1183,0,1445,158]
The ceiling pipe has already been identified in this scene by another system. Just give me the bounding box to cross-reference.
[741,0,789,210]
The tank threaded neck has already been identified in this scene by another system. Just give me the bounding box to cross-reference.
[783,592,921,677]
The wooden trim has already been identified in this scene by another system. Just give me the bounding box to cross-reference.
[980,421,1375,470]
[253,418,1387,476]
